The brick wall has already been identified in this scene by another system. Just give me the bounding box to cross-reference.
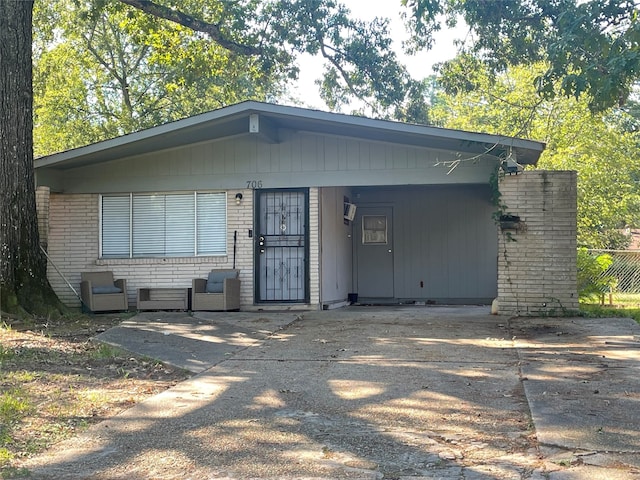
[497,170,578,315]
[45,189,322,310]
[47,191,257,309]
[309,187,320,308]
[47,194,98,306]
[36,186,50,248]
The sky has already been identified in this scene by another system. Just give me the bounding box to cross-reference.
[289,0,466,110]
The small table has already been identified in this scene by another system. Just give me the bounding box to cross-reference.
[137,287,189,311]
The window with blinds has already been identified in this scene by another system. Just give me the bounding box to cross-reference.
[101,192,226,258]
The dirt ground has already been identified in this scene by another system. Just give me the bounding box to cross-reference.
[0,314,190,475]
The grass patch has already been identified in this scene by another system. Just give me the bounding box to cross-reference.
[88,343,123,360]
[0,449,14,469]
[611,292,640,306]
[580,303,640,324]
[0,313,190,476]
[0,390,33,422]
[0,389,33,469]
[2,372,37,383]
[0,345,15,363]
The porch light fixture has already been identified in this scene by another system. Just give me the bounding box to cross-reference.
[235,193,243,205]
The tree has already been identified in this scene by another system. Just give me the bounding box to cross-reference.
[32,0,434,157]
[33,1,285,156]
[431,59,640,248]
[2,0,422,315]
[405,0,640,112]
[1,1,66,315]
[119,0,422,118]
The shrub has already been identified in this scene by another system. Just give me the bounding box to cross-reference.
[577,248,616,300]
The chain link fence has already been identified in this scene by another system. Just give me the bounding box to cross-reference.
[582,249,640,305]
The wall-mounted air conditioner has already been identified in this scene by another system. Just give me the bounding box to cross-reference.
[343,202,357,221]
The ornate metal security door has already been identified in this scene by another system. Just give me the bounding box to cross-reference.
[255,189,309,303]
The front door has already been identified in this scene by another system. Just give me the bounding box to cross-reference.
[255,189,309,303]
[355,206,394,298]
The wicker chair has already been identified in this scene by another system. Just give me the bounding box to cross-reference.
[80,271,128,312]
[192,269,240,311]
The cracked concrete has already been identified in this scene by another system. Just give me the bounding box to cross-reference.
[20,306,640,479]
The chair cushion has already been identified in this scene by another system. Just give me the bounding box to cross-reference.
[83,271,115,287]
[206,271,237,293]
[92,286,123,294]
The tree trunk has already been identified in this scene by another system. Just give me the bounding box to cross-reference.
[0,0,65,316]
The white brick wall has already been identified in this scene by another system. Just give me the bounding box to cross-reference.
[47,194,98,306]
[309,187,320,308]
[497,171,579,315]
[46,191,258,309]
[36,186,50,248]
[46,189,322,311]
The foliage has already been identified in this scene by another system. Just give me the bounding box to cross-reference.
[576,248,616,300]
[32,0,430,155]
[431,60,640,248]
[542,99,640,248]
[32,0,283,156]
[404,0,640,112]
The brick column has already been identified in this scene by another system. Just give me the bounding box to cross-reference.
[497,170,578,315]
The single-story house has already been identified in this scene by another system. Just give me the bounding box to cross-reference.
[34,101,577,314]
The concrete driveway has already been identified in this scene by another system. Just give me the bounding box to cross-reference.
[22,307,640,479]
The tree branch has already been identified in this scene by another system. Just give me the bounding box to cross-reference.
[117,0,261,56]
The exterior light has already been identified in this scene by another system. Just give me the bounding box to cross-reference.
[235,193,243,205]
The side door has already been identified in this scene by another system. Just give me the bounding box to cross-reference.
[354,206,394,299]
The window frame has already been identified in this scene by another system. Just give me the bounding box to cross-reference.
[99,191,227,259]
[362,214,388,245]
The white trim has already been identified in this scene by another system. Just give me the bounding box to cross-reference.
[100,190,227,259]
[129,193,133,258]
[98,195,103,259]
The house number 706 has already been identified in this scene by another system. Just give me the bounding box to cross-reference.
[246,180,263,189]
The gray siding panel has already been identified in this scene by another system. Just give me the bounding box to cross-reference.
[323,138,339,171]
[370,144,385,170]
[354,185,497,301]
[320,187,354,304]
[51,132,498,194]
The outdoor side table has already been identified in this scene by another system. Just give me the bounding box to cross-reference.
[136,287,189,311]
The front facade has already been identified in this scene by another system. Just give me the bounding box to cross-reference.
[36,102,570,313]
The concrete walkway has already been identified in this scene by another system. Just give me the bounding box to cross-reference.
[21,307,640,479]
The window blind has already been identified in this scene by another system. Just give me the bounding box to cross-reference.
[101,192,226,258]
[197,192,227,255]
[102,195,130,258]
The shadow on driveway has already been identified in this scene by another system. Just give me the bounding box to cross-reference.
[21,307,640,479]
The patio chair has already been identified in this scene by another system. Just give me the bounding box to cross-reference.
[192,269,240,311]
[80,271,128,312]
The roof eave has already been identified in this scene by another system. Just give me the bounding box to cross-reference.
[34,101,545,169]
